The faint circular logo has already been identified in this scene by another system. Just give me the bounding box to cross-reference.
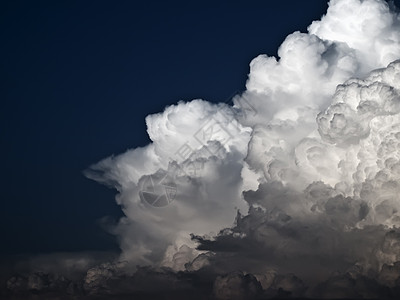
[139,171,177,207]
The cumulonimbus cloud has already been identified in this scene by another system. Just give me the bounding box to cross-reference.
[81,0,400,298]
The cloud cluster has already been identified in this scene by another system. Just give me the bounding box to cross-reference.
[8,0,399,298]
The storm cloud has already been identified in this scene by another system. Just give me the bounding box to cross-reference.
[5,0,400,299]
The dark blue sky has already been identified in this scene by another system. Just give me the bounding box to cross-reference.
[1,0,369,255]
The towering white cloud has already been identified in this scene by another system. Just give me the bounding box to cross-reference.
[86,100,251,265]
[84,0,400,297]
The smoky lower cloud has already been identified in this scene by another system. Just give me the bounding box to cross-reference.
[4,0,400,299]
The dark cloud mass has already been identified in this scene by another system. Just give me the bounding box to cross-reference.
[4,0,400,299]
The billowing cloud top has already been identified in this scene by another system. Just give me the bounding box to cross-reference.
[78,0,400,298]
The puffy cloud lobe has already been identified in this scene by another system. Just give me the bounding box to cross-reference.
[317,60,400,146]
[246,33,357,107]
[309,0,400,71]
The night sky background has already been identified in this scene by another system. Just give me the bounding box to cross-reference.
[3,0,396,260]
